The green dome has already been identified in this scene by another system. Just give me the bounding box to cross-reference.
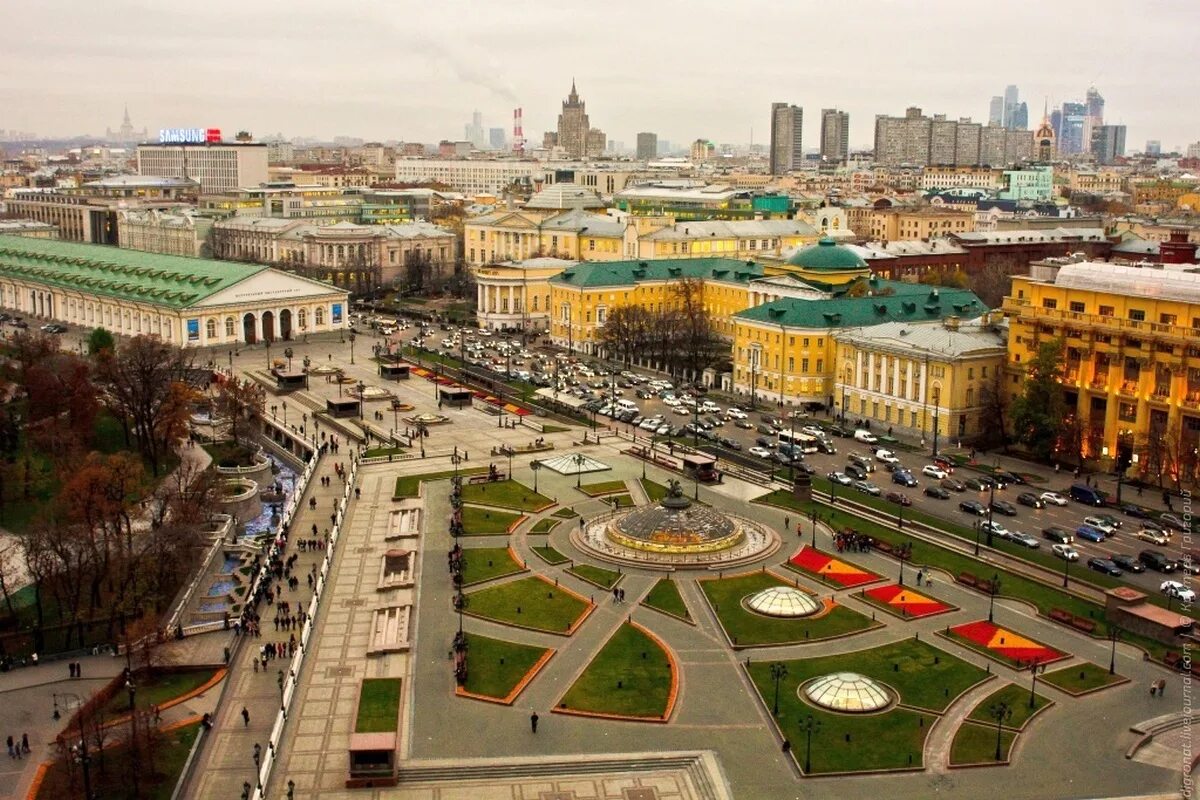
[787,237,867,270]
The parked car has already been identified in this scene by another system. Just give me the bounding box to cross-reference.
[1161,580,1196,602]
[1041,526,1074,544]
[959,500,988,516]
[922,465,949,479]
[749,446,773,458]
[1051,543,1080,561]
[1110,554,1145,574]
[756,424,775,435]
[1139,550,1177,573]
[1040,491,1068,506]
[726,407,748,420]
[828,471,853,486]
[892,470,918,488]
[853,429,878,444]
[1121,503,1153,519]
[942,478,967,492]
[1087,557,1123,576]
[1070,484,1106,506]
[875,449,901,465]
[994,470,1024,486]
[990,500,1018,516]
[1009,532,1040,549]
[924,485,951,500]
[1016,492,1044,509]
[1075,525,1107,543]
[886,491,912,506]
[734,419,755,429]
[980,520,1010,539]
[1160,512,1192,532]
[853,480,882,496]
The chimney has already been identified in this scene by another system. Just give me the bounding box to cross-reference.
[944,315,960,331]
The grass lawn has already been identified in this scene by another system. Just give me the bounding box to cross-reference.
[1041,661,1126,695]
[460,479,554,511]
[541,424,571,433]
[36,721,201,800]
[530,518,559,534]
[566,563,622,589]
[467,576,590,634]
[203,441,260,468]
[578,480,628,496]
[461,633,551,700]
[356,678,402,732]
[699,572,877,647]
[532,545,570,565]
[642,578,691,621]
[640,478,669,502]
[552,507,579,519]
[364,445,408,458]
[460,505,524,535]
[461,547,526,586]
[559,623,673,718]
[950,721,1016,765]
[394,467,488,498]
[99,668,218,718]
[966,684,1051,730]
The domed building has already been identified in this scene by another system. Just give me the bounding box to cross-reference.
[745,586,822,618]
[803,672,893,713]
[783,236,869,288]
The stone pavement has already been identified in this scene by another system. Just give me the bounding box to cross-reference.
[176,445,344,800]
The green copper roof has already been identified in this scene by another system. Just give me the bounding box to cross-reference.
[786,236,867,270]
[550,257,765,289]
[735,281,986,329]
[0,235,268,309]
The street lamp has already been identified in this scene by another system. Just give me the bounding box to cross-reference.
[1062,550,1070,588]
[531,459,541,494]
[987,573,1001,623]
[357,381,366,419]
[284,346,294,372]
[574,453,585,488]
[303,355,311,388]
[1109,628,1121,675]
[282,400,288,426]
[984,463,999,548]
[988,701,1012,761]
[1028,659,1046,708]
[931,399,940,457]
[800,714,820,773]
[769,662,788,715]
[349,331,357,364]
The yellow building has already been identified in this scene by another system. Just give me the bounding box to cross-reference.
[464,209,628,266]
[633,219,820,260]
[548,258,764,355]
[834,317,1007,443]
[870,208,975,242]
[1003,260,1200,474]
[472,257,575,333]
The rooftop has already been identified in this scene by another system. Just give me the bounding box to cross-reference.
[952,227,1109,245]
[523,185,605,211]
[736,281,987,330]
[0,234,266,308]
[84,175,199,189]
[643,219,817,241]
[1046,261,1200,304]
[551,257,765,289]
[834,318,1007,358]
[539,208,626,237]
[786,237,867,271]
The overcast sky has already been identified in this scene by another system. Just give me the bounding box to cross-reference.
[2,0,1197,151]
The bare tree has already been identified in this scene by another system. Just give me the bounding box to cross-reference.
[213,377,264,447]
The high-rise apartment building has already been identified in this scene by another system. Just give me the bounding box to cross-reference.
[988,96,1004,127]
[556,81,605,159]
[874,107,1031,167]
[1090,124,1127,165]
[769,102,803,175]
[636,132,658,161]
[1187,142,1200,160]
[136,141,269,193]
[819,109,849,164]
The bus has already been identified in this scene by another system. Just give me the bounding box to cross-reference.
[777,429,819,454]
[680,452,720,483]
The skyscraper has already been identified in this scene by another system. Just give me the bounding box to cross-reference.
[1146,140,1162,156]
[770,102,803,175]
[1002,85,1019,128]
[1059,102,1087,154]
[488,127,506,150]
[556,80,604,159]
[988,96,1004,127]
[465,110,485,150]
[1009,102,1028,130]
[819,108,849,164]
[1090,124,1126,165]
[636,132,658,161]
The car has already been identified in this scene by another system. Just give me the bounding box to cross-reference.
[845,464,867,480]
[942,478,966,492]
[924,485,951,500]
[755,436,775,448]
[1094,513,1122,530]
[756,424,775,435]
[1133,528,1168,545]
[1052,543,1080,561]
[853,429,878,443]
[932,455,956,473]
[886,491,912,506]
[794,462,816,476]
[875,449,901,465]
[1110,554,1145,573]
[1040,491,1068,506]
[655,424,672,436]
[1160,512,1192,533]
[1161,580,1197,602]
[639,417,662,430]
[827,426,850,438]
[990,500,1018,516]
[848,453,876,472]
[994,470,1025,485]
[892,470,918,488]
[853,480,882,496]
[1120,503,1152,519]
[672,405,691,415]
[749,446,773,459]
[959,500,987,516]
[734,419,754,429]
[1083,516,1117,536]
[760,414,780,427]
[719,437,742,450]
[726,408,748,420]
[816,439,838,455]
[828,472,853,486]
[1075,525,1107,543]
[1042,526,1074,544]
[800,425,824,437]
[635,389,654,399]
[922,465,949,479]
[1017,492,1044,509]
[1177,557,1200,576]
[1009,532,1040,549]
[980,520,1010,539]
[964,477,990,491]
[1139,550,1177,573]
[1087,557,1123,576]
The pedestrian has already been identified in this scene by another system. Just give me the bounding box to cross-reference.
[530,712,539,733]
[619,588,625,602]
[6,735,13,759]
[21,733,29,754]
[242,706,250,726]
[784,516,790,533]
[1054,463,1060,473]
[1158,679,1167,698]
[68,663,74,679]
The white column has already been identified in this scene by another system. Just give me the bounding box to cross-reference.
[866,353,875,391]
[508,285,515,314]
[906,360,915,401]
[855,351,864,388]
[477,283,484,310]
[919,361,928,403]
[892,356,901,397]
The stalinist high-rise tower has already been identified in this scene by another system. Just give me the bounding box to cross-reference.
[555,80,605,159]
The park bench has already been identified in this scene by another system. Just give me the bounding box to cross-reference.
[957,572,978,588]
[1163,651,1184,670]
[1048,608,1073,626]
[1070,616,1097,634]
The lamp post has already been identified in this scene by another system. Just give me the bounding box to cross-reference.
[349,331,357,364]
[988,701,1012,761]
[357,381,365,419]
[931,399,940,457]
[282,400,288,426]
[284,346,294,372]
[973,518,982,557]
[984,463,999,548]
[574,453,585,488]
[455,591,469,635]
[1028,659,1046,708]
[769,662,788,715]
[800,714,820,774]
[1062,551,1070,588]
[531,459,541,494]
[303,355,311,388]
[416,420,427,458]
[1109,628,1121,675]
[987,573,1001,623]
[266,338,272,369]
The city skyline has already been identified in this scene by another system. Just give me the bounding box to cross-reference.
[1,0,1196,151]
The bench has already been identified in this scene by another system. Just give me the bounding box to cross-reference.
[1071,616,1097,634]
[874,541,896,556]
[1048,608,1074,625]
[468,473,506,484]
[957,572,978,588]
[1164,651,1184,670]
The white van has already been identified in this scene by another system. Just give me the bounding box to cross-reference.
[615,399,639,414]
[853,429,878,444]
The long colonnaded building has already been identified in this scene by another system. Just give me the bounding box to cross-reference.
[0,235,349,347]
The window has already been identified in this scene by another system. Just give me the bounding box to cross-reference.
[205,318,217,339]
[596,306,607,324]
[1118,402,1137,422]
[1160,313,1177,325]
[816,359,823,372]
[588,239,595,251]
[801,358,809,373]
[803,338,810,347]
[981,366,988,378]
[1041,298,1057,309]
[1128,309,1145,321]
[968,367,974,379]
[966,388,974,405]
[315,307,325,325]
[297,309,307,330]
[1099,305,1114,316]
[788,357,794,371]
[1069,301,1085,313]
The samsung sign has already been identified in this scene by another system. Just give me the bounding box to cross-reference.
[158,128,222,144]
